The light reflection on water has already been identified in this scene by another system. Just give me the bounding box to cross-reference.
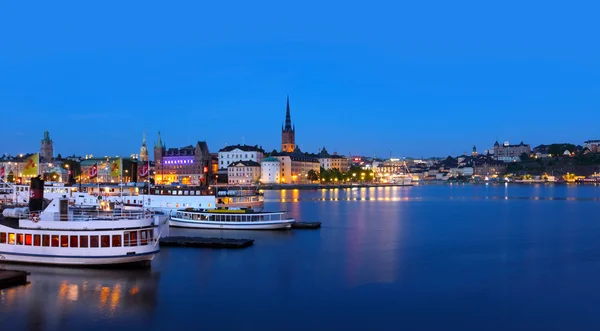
[1,185,600,331]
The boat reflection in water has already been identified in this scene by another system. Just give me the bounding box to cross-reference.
[0,264,159,329]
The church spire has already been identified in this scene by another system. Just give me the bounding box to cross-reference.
[284,95,292,131]
[142,130,147,146]
[156,131,163,149]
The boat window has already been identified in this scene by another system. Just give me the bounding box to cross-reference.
[149,229,154,242]
[80,236,88,248]
[0,232,6,244]
[140,231,148,245]
[101,235,110,247]
[184,190,189,195]
[123,232,129,246]
[42,235,49,246]
[25,234,32,245]
[61,235,68,247]
[17,234,24,245]
[51,235,59,247]
[128,231,138,246]
[70,235,79,248]
[112,235,121,247]
[90,235,99,248]
[8,233,15,244]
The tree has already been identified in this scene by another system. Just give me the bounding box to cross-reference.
[319,167,330,183]
[307,169,319,182]
[7,170,14,183]
[520,152,530,161]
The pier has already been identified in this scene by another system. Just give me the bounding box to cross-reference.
[291,221,322,229]
[0,269,28,290]
[159,236,254,248]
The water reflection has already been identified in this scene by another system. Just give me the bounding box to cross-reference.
[0,264,159,329]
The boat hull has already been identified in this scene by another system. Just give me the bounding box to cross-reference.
[169,218,294,230]
[0,251,157,266]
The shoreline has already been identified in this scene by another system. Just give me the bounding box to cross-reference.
[250,181,597,190]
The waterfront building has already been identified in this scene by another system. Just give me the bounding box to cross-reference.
[372,159,408,177]
[40,131,53,162]
[0,154,28,182]
[473,161,507,177]
[271,151,320,184]
[281,96,296,153]
[139,131,149,162]
[80,157,138,183]
[493,141,530,162]
[218,145,264,170]
[317,147,350,172]
[227,161,261,184]
[584,140,600,153]
[260,157,281,184]
[153,132,212,185]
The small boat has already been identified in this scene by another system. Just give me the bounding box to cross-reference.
[0,197,164,266]
[169,208,295,230]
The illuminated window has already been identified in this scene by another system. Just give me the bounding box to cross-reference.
[0,232,6,244]
[42,235,49,246]
[51,235,59,247]
[61,235,68,247]
[17,233,24,245]
[25,234,32,245]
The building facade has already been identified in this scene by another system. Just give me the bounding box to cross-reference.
[218,145,264,170]
[153,132,212,185]
[272,152,320,184]
[281,96,296,153]
[260,157,281,184]
[493,141,530,162]
[227,161,261,184]
[317,147,350,172]
[40,131,53,162]
[474,161,507,177]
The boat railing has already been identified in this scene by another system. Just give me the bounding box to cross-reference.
[19,209,154,222]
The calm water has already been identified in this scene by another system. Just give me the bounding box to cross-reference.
[2,184,600,330]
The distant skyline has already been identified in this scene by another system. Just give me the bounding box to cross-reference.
[1,1,599,158]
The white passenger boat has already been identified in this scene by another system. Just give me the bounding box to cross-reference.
[215,186,264,211]
[169,208,295,230]
[0,197,164,266]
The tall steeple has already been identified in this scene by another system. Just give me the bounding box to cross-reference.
[156,131,163,149]
[139,130,149,162]
[284,95,292,131]
[281,95,296,153]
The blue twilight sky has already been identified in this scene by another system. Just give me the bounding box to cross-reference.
[1,0,599,159]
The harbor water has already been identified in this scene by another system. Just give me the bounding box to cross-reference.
[1,184,600,330]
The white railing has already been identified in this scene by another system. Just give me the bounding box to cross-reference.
[19,210,154,222]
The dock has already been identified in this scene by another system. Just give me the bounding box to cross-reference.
[291,221,321,229]
[0,269,28,290]
[159,236,254,248]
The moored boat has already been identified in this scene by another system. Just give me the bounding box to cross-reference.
[169,208,295,230]
[0,194,164,266]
